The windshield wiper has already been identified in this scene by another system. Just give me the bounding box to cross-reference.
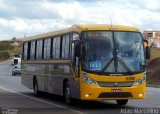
[101,58,114,72]
[101,57,133,74]
[117,57,132,74]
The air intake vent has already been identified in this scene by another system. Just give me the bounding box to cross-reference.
[98,82,133,87]
[98,92,132,98]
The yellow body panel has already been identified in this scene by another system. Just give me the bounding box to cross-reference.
[86,73,143,82]
[77,24,140,32]
[80,72,146,100]
[80,81,146,100]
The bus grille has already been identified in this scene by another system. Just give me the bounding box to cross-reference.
[97,82,133,87]
[98,92,132,98]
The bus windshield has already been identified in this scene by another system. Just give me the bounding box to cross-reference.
[82,31,145,74]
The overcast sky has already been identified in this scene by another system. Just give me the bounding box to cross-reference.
[0,0,160,40]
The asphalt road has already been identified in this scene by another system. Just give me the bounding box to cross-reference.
[0,60,160,114]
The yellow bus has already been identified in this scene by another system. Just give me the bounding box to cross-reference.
[21,24,150,105]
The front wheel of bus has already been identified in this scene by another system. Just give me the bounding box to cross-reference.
[33,79,40,97]
[116,100,128,105]
[64,81,73,105]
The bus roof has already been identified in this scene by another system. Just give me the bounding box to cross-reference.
[22,24,140,42]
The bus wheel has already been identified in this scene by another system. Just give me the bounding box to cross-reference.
[33,79,40,97]
[116,100,128,105]
[64,81,73,105]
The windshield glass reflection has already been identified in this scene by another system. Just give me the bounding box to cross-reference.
[82,31,145,74]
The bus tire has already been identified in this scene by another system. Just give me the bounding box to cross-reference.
[64,81,73,105]
[33,78,40,97]
[116,100,128,105]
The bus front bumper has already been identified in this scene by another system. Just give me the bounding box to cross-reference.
[80,81,146,100]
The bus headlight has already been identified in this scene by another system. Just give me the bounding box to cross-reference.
[133,72,146,86]
[82,72,98,86]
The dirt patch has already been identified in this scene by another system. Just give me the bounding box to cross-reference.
[147,58,160,87]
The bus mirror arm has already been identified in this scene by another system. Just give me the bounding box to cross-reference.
[72,43,81,78]
[143,39,150,59]
[71,56,80,78]
[75,43,81,58]
[146,46,151,59]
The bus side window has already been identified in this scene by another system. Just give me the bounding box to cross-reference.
[52,38,56,59]
[36,40,43,60]
[36,40,39,59]
[30,41,35,60]
[55,37,61,59]
[43,38,51,59]
[43,39,47,59]
[23,42,28,60]
[51,37,61,59]
[62,34,70,59]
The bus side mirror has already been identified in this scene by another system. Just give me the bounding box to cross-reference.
[75,43,81,58]
[144,39,150,59]
[146,46,150,59]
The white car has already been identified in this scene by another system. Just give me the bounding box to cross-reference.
[12,64,21,76]
[11,57,21,65]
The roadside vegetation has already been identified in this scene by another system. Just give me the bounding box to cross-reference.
[147,47,160,87]
[0,42,21,62]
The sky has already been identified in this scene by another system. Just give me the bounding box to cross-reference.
[0,0,160,40]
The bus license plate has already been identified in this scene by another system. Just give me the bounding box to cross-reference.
[111,89,122,92]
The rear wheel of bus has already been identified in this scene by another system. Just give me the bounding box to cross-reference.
[33,78,41,97]
[116,100,128,105]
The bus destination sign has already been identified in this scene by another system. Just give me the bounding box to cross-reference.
[88,32,110,38]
